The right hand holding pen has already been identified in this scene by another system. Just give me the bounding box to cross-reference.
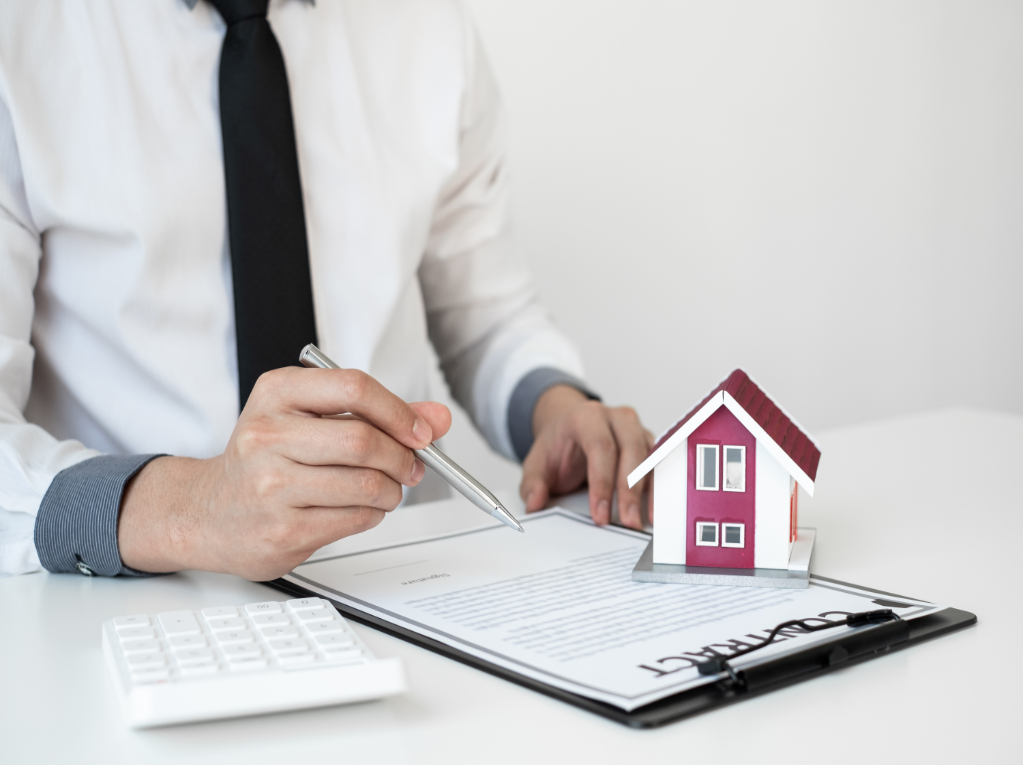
[117,367,451,580]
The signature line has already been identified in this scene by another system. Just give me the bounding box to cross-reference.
[354,559,429,576]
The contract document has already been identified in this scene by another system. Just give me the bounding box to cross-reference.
[284,508,944,712]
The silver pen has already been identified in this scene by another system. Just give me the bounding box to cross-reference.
[299,344,524,533]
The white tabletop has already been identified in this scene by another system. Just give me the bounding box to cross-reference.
[2,408,1018,764]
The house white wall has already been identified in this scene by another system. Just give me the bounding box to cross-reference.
[754,442,792,569]
[652,438,687,565]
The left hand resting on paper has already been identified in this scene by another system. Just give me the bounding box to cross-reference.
[519,386,654,530]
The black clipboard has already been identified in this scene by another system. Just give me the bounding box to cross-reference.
[263,574,975,729]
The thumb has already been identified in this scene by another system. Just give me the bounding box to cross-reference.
[519,453,551,513]
[409,401,452,442]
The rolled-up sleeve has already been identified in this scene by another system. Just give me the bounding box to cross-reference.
[34,454,163,576]
[420,12,594,461]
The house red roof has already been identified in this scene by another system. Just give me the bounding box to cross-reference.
[652,370,821,482]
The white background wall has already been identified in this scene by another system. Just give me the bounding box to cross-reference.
[439,0,1023,491]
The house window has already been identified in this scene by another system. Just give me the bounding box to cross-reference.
[721,523,746,548]
[696,444,719,491]
[723,446,746,492]
[695,522,719,546]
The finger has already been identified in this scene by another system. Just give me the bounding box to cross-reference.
[519,448,552,513]
[409,400,452,441]
[608,407,649,530]
[275,464,405,512]
[250,366,435,450]
[238,414,424,487]
[638,428,655,524]
[570,403,618,525]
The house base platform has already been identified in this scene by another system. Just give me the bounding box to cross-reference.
[632,528,816,589]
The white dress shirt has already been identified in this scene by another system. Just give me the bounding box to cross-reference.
[0,0,586,575]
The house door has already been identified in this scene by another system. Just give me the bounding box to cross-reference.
[686,407,757,568]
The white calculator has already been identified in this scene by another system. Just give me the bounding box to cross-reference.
[102,597,404,728]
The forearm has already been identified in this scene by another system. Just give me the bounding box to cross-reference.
[117,455,215,574]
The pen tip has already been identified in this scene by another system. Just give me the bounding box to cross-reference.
[496,506,524,533]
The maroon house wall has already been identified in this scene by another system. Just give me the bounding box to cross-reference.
[686,407,757,568]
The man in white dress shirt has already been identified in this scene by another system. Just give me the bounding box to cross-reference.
[0,0,651,579]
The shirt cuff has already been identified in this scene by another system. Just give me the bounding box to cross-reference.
[34,454,165,577]
[507,367,601,462]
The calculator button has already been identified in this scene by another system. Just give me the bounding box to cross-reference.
[127,652,167,668]
[296,608,334,622]
[229,657,269,672]
[174,648,215,664]
[315,634,355,649]
[114,615,151,628]
[169,635,207,650]
[304,620,344,634]
[260,625,299,639]
[268,638,310,654]
[321,647,363,660]
[244,602,282,615]
[216,630,254,644]
[158,611,201,636]
[130,667,170,684]
[277,652,315,666]
[179,661,220,677]
[201,606,238,619]
[286,598,323,611]
[222,644,262,659]
[117,626,156,641]
[207,617,247,631]
[121,639,163,654]
[251,613,290,627]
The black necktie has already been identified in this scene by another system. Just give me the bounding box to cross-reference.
[211,0,318,409]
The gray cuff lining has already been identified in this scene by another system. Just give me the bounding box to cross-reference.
[34,454,165,577]
[507,367,600,462]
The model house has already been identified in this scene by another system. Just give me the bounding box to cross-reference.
[628,370,820,574]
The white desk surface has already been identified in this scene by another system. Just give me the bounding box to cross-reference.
[2,408,1018,764]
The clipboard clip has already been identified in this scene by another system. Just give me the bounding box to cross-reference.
[696,609,906,692]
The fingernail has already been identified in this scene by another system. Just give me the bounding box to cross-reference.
[598,499,610,524]
[526,489,540,510]
[413,418,432,445]
[411,458,426,485]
